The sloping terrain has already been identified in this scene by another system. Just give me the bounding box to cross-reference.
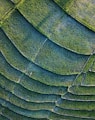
[0,0,95,119]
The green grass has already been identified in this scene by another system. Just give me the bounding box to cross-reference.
[1,0,95,119]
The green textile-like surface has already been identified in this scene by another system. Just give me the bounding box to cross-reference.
[0,0,95,119]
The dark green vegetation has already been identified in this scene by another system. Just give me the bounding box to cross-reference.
[0,0,95,119]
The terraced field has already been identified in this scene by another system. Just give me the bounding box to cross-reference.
[0,0,95,119]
